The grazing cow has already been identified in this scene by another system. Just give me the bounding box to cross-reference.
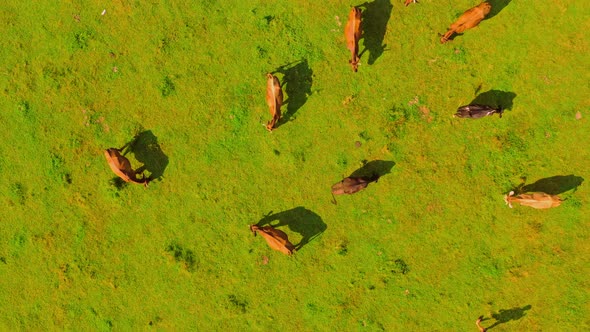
[405,0,418,6]
[104,148,150,187]
[345,7,362,72]
[250,225,295,255]
[265,73,284,132]
[504,191,562,209]
[440,2,492,43]
[332,174,379,195]
[454,104,503,119]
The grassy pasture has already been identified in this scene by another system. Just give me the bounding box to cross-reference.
[0,0,589,330]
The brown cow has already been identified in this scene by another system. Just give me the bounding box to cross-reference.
[345,7,362,72]
[250,225,295,256]
[104,148,150,187]
[454,104,503,119]
[440,2,492,43]
[504,191,562,209]
[265,73,283,132]
[332,174,379,195]
[405,0,418,6]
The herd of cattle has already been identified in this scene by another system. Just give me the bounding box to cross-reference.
[103,1,566,259]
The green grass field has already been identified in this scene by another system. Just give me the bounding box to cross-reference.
[1,0,589,330]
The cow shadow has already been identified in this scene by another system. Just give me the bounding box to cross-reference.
[256,207,326,251]
[485,0,512,20]
[274,59,313,125]
[124,130,169,181]
[515,175,584,195]
[470,90,517,110]
[358,0,393,65]
[349,160,396,178]
[480,305,531,330]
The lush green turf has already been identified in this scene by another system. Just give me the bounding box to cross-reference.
[1,0,589,330]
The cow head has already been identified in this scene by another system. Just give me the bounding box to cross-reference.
[142,175,151,188]
[504,190,515,208]
[265,123,273,132]
[350,58,359,72]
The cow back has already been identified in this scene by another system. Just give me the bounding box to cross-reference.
[515,193,562,209]
[452,2,492,33]
[455,104,499,118]
[104,149,133,182]
[332,177,370,195]
[252,225,295,255]
[266,74,277,111]
[345,7,361,52]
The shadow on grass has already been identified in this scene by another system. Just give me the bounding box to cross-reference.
[480,305,531,330]
[485,0,512,20]
[256,207,326,251]
[516,175,584,195]
[358,0,393,65]
[110,177,129,190]
[349,160,396,178]
[273,59,313,125]
[123,130,169,181]
[470,90,517,110]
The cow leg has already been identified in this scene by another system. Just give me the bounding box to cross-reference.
[119,136,140,155]
[135,165,146,174]
[118,141,131,152]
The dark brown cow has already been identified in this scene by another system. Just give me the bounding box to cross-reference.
[265,73,284,132]
[331,174,379,195]
[504,191,562,209]
[454,104,503,119]
[345,7,362,72]
[104,148,150,187]
[440,2,491,43]
[250,225,295,255]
